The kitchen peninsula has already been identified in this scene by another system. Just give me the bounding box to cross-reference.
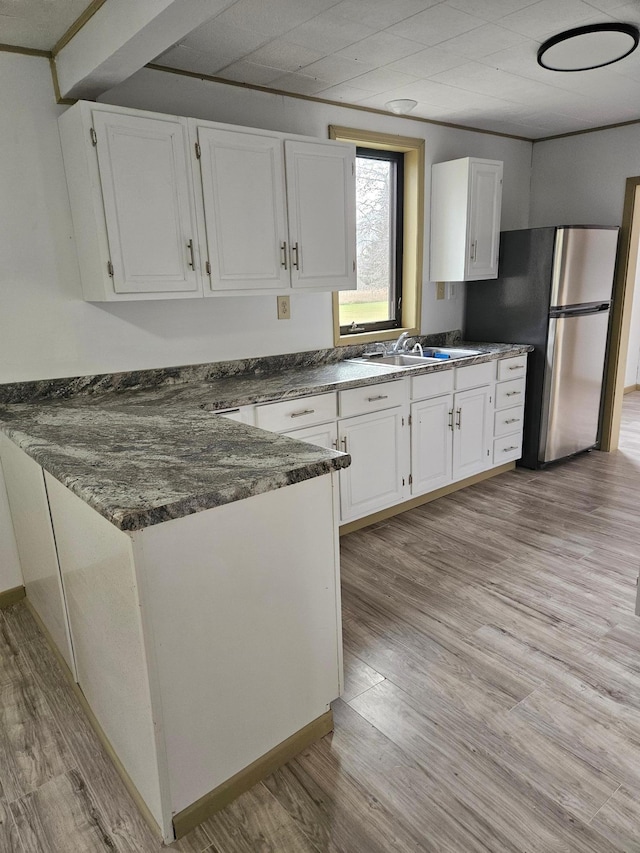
[0,339,530,843]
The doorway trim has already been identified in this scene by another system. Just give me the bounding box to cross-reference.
[600,176,640,451]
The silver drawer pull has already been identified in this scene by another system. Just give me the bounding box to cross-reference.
[505,390,522,397]
[503,445,519,452]
[290,409,315,418]
[508,364,524,370]
[504,417,521,424]
[367,394,389,402]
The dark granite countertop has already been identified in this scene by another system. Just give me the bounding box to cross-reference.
[0,341,532,532]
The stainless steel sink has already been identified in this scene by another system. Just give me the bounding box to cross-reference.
[371,354,442,367]
[422,347,482,359]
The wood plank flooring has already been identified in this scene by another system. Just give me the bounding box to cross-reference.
[2,391,640,851]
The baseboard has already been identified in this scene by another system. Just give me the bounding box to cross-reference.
[624,383,639,394]
[24,599,162,841]
[0,584,25,609]
[172,710,334,840]
[339,462,516,535]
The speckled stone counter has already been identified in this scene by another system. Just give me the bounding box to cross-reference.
[0,339,532,532]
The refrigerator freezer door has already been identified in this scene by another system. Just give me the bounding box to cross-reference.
[550,227,618,309]
[540,309,610,463]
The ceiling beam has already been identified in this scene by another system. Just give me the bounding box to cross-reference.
[53,0,238,101]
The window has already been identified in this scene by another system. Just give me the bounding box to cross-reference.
[339,148,404,334]
[329,127,425,347]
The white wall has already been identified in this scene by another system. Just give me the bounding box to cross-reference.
[530,125,640,388]
[0,53,532,591]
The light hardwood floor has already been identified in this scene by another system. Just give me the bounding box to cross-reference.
[2,393,640,851]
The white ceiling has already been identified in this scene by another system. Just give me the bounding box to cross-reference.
[153,0,640,139]
[0,0,94,51]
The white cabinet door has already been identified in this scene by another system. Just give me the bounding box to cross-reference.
[410,395,454,496]
[197,128,290,293]
[338,407,409,523]
[452,386,492,481]
[466,160,503,280]
[285,140,356,291]
[93,111,199,295]
[284,421,338,450]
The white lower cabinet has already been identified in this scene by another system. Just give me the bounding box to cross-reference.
[338,407,409,523]
[410,394,454,495]
[283,421,338,450]
[452,386,492,481]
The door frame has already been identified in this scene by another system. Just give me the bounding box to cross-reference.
[600,176,640,451]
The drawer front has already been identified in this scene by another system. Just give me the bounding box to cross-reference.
[255,392,337,432]
[495,377,526,410]
[494,406,525,437]
[494,433,523,464]
[454,360,495,390]
[339,380,406,418]
[497,356,527,381]
[411,369,454,401]
[210,405,255,425]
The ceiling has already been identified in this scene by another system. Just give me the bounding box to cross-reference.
[153,0,640,139]
[0,0,94,51]
[6,0,640,139]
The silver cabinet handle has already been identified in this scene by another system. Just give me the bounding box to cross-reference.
[448,409,454,431]
[504,417,521,424]
[332,439,338,449]
[470,240,477,260]
[456,407,462,429]
[505,390,522,397]
[503,445,519,452]
[281,241,288,270]
[367,394,389,402]
[508,364,524,370]
[291,242,300,270]
[187,239,195,270]
[341,436,348,452]
[290,409,315,418]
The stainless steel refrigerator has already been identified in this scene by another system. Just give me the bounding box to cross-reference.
[464,226,619,469]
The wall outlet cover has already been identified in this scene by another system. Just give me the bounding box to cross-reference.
[436,281,445,300]
[277,295,291,320]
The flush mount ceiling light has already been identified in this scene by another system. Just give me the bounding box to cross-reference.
[537,23,639,71]
[385,98,418,115]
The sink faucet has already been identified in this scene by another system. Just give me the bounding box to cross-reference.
[388,331,411,353]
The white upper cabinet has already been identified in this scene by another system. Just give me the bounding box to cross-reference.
[430,157,503,283]
[196,128,290,293]
[284,140,356,291]
[192,122,356,295]
[59,103,201,301]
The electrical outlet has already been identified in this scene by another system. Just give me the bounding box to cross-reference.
[436,281,445,300]
[277,295,291,320]
[446,282,456,300]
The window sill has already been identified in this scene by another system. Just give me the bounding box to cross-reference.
[334,325,419,348]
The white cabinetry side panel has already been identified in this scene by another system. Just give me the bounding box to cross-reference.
[285,140,356,291]
[197,127,289,292]
[0,437,75,675]
[44,473,165,831]
[131,474,341,814]
[93,111,199,295]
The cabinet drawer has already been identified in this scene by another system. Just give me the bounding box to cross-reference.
[411,369,454,401]
[454,361,494,390]
[494,433,523,464]
[497,356,527,381]
[339,380,406,418]
[494,406,524,437]
[255,392,337,432]
[495,378,526,410]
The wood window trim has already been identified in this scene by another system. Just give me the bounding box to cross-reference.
[329,126,424,348]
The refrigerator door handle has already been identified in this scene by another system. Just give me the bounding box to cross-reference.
[549,302,610,318]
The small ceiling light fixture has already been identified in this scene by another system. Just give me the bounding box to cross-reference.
[537,22,639,72]
[385,98,418,115]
